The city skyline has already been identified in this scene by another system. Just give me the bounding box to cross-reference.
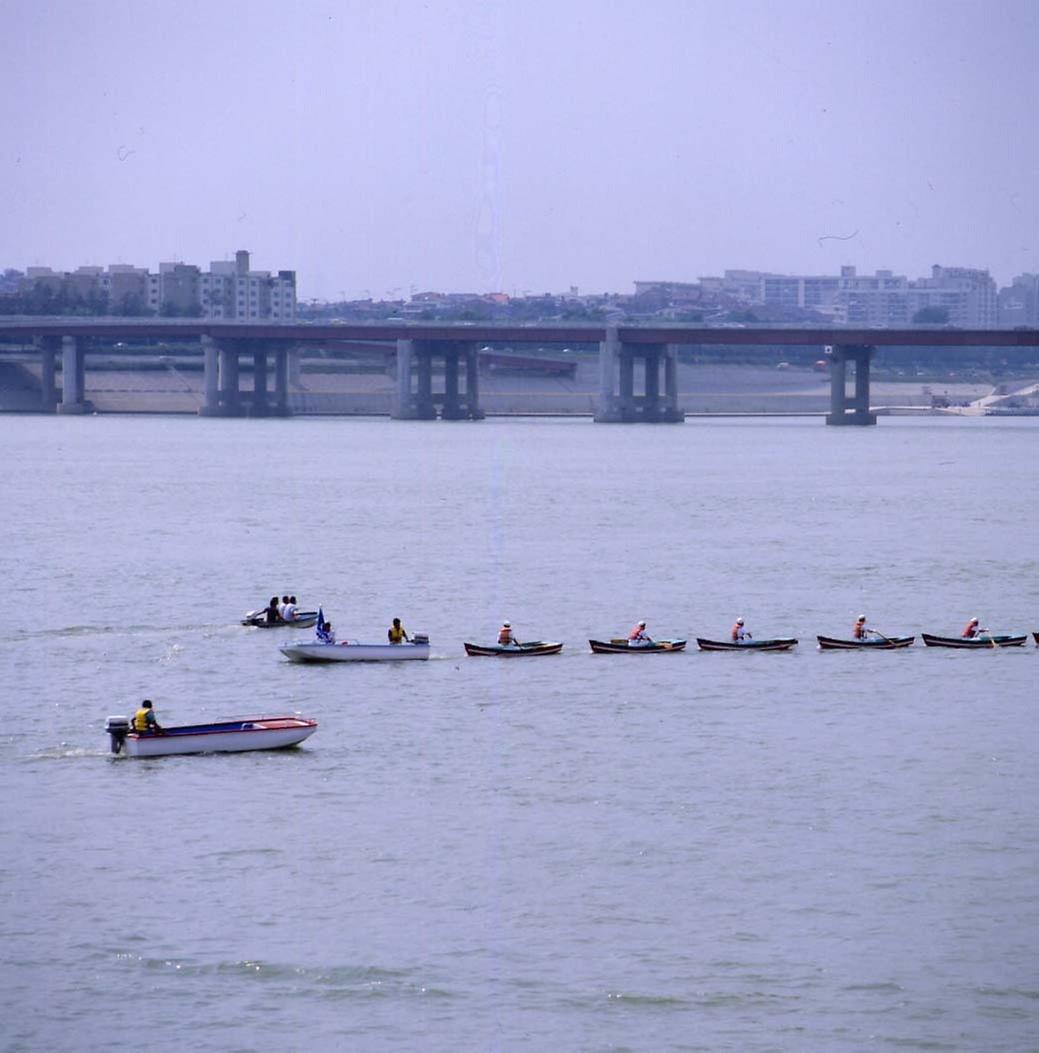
[4,1,1038,300]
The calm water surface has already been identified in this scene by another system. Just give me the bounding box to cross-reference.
[1,415,1038,1052]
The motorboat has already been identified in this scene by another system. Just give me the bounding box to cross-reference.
[105,715,317,757]
[463,641,563,657]
[589,638,686,654]
[281,634,430,663]
[241,609,318,629]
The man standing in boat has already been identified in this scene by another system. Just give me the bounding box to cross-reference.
[731,617,752,642]
[132,699,162,735]
[628,620,652,646]
[388,618,410,644]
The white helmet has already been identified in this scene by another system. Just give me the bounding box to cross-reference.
[638,620,646,627]
[503,621,511,628]
[970,617,979,624]
[857,614,866,622]
[736,617,744,625]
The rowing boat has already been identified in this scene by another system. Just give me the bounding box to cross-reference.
[463,641,563,657]
[281,639,430,662]
[241,609,318,629]
[589,638,686,654]
[921,633,1027,649]
[816,635,915,650]
[105,715,317,757]
[696,637,798,652]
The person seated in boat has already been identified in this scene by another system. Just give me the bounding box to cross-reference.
[962,617,988,639]
[731,617,752,642]
[132,699,163,735]
[388,618,410,644]
[853,615,870,640]
[282,596,297,622]
[278,594,290,618]
[628,620,652,646]
[498,621,517,647]
[264,596,282,625]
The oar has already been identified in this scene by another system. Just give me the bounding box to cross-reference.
[871,629,896,646]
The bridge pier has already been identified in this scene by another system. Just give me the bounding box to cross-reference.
[58,335,88,414]
[37,336,59,412]
[393,339,483,420]
[251,349,269,416]
[201,338,292,417]
[274,347,291,416]
[595,328,683,422]
[826,345,877,425]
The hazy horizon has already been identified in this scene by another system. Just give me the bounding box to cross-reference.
[4,0,1037,300]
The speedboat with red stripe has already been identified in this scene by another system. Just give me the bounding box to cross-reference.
[105,715,318,757]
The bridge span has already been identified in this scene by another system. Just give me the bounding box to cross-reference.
[1,319,1037,424]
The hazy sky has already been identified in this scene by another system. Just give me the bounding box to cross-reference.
[4,0,1037,300]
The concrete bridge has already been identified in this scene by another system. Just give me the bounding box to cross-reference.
[1,318,1037,424]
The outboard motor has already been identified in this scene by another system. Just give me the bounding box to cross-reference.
[412,633,429,645]
[106,716,130,754]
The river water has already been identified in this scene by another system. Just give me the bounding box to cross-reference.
[2,414,1037,1052]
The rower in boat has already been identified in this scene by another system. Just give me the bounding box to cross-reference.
[388,618,410,644]
[263,596,282,625]
[628,620,652,647]
[853,615,883,641]
[962,617,988,639]
[498,621,519,647]
[731,617,752,643]
[132,699,163,735]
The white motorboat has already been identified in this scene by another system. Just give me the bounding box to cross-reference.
[105,715,318,757]
[281,635,430,663]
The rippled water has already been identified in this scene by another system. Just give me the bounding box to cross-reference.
[2,414,1038,1052]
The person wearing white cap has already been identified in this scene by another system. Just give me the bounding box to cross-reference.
[498,621,517,646]
[853,615,869,640]
[628,619,652,646]
[731,617,752,643]
[961,616,987,639]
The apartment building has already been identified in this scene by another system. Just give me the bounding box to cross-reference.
[19,250,296,319]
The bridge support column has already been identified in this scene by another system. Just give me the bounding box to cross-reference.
[393,339,416,418]
[826,345,876,425]
[251,349,269,416]
[274,347,291,416]
[595,328,683,422]
[38,336,59,412]
[416,347,436,418]
[58,335,88,414]
[441,350,463,419]
[199,335,220,415]
[465,345,484,420]
[218,345,241,416]
[664,347,680,419]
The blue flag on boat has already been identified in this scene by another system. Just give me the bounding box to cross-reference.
[316,607,332,643]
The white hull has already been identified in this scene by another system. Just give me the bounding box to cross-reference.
[124,720,317,757]
[281,642,430,663]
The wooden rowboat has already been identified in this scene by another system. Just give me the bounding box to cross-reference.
[696,637,798,652]
[1034,632,1039,646]
[241,609,318,629]
[921,633,1027,649]
[463,641,563,657]
[589,638,686,654]
[105,715,317,757]
[817,635,915,650]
